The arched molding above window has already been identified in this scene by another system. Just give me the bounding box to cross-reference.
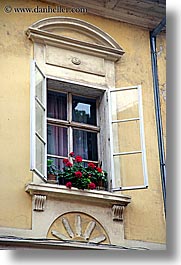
[27,17,124,61]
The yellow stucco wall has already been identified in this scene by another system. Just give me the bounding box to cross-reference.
[0,0,165,243]
[157,33,166,153]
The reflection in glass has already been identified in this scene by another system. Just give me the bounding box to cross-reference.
[113,153,144,187]
[36,100,45,139]
[36,136,45,175]
[35,67,44,103]
[72,95,97,125]
[112,120,141,153]
[111,89,139,121]
[73,129,98,161]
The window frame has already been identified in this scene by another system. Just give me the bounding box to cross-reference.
[30,61,103,181]
[30,60,47,181]
[109,85,148,191]
[47,89,100,165]
[30,62,148,192]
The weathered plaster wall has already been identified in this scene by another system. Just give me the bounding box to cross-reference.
[0,0,165,244]
[157,32,166,152]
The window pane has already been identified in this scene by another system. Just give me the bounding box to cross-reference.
[72,95,97,125]
[47,156,64,171]
[47,91,67,120]
[111,89,139,121]
[36,136,45,175]
[35,100,45,139]
[112,120,141,153]
[35,67,44,103]
[113,153,144,187]
[73,129,98,161]
[47,125,68,157]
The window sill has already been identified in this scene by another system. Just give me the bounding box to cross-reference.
[25,182,131,207]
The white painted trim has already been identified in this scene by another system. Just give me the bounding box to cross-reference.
[30,61,47,178]
[138,85,148,187]
[107,90,115,189]
[110,85,149,191]
[112,185,148,192]
[35,96,46,111]
[112,117,140,123]
[30,60,36,171]
[113,150,142,156]
[44,76,47,179]
[110,86,138,92]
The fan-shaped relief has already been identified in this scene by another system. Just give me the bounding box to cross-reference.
[47,212,110,244]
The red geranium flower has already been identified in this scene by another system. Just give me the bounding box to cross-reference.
[88,162,96,169]
[69,152,75,157]
[66,181,72,189]
[75,171,82,178]
[66,161,73,167]
[96,167,102,173]
[63,158,69,164]
[88,182,96,190]
[75,155,83,163]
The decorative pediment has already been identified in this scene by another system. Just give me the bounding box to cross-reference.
[26,17,124,61]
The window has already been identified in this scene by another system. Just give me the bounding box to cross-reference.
[30,61,102,180]
[47,90,100,170]
[30,61,47,178]
[30,61,148,191]
[110,86,148,191]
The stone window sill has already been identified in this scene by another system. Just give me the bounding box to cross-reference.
[25,182,131,207]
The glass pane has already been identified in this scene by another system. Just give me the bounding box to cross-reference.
[35,66,44,103]
[73,129,98,161]
[113,153,144,187]
[72,95,97,125]
[35,100,45,139]
[47,125,68,157]
[111,89,139,121]
[47,90,67,120]
[47,156,64,171]
[36,136,45,175]
[112,120,141,153]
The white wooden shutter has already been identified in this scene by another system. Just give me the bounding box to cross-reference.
[30,61,47,180]
[109,85,148,191]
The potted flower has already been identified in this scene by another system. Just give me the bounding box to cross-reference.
[47,159,59,183]
[58,153,108,191]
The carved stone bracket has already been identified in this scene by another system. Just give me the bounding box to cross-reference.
[33,195,46,211]
[112,205,125,221]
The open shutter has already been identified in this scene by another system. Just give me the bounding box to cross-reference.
[30,61,47,180]
[109,85,148,191]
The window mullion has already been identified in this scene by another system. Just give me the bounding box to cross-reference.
[70,122,100,132]
[44,77,47,178]
[68,93,73,154]
[47,117,69,126]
